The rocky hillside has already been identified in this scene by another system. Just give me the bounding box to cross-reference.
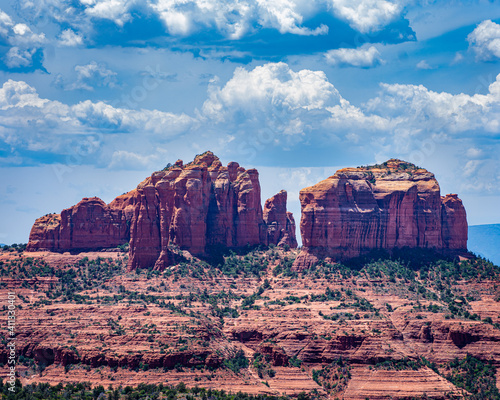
[1,246,500,399]
[14,155,493,399]
[26,152,297,270]
[294,159,468,270]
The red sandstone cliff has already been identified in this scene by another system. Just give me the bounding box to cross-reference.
[27,152,297,269]
[26,194,137,252]
[441,193,468,250]
[293,159,468,270]
[263,190,298,248]
[128,152,270,270]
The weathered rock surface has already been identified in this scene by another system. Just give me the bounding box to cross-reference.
[441,193,468,250]
[27,152,297,269]
[263,190,298,248]
[2,248,499,398]
[294,159,468,270]
[26,194,138,252]
[128,151,271,270]
[342,366,463,400]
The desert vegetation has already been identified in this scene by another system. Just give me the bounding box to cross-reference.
[1,245,500,398]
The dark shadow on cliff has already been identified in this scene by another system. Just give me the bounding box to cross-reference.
[340,247,462,271]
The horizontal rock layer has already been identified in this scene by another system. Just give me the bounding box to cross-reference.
[294,159,468,270]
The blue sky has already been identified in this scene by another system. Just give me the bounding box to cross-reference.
[0,0,500,245]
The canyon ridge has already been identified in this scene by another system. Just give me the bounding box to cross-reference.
[2,154,499,400]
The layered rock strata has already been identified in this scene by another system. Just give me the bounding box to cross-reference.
[293,159,468,270]
[27,152,297,269]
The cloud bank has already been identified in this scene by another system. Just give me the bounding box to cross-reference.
[64,0,406,37]
[1,61,499,192]
[0,9,45,68]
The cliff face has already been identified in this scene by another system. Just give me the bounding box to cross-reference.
[263,190,298,249]
[441,193,468,250]
[26,194,137,252]
[27,152,297,269]
[128,152,271,270]
[294,159,468,270]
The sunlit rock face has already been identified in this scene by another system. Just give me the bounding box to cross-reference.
[27,151,297,270]
[293,159,468,270]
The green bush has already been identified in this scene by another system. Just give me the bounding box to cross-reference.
[223,350,249,374]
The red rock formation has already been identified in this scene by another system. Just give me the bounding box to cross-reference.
[27,213,62,251]
[27,194,137,252]
[294,159,468,270]
[263,190,298,248]
[441,194,468,250]
[128,152,271,270]
[128,152,296,270]
[27,152,297,270]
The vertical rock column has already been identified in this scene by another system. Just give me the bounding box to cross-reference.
[263,190,298,248]
[441,194,468,250]
[128,183,161,270]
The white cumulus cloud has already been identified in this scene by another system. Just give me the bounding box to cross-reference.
[42,0,406,39]
[1,61,500,194]
[199,62,390,151]
[0,9,12,37]
[329,0,403,33]
[4,47,36,68]
[202,62,342,121]
[151,0,328,38]
[200,61,500,156]
[253,0,328,36]
[0,9,45,68]
[0,80,49,109]
[10,23,45,45]
[366,75,500,135]
[58,29,84,46]
[467,19,500,61]
[200,62,345,146]
[0,79,196,156]
[0,0,413,50]
[82,0,136,27]
[325,45,383,67]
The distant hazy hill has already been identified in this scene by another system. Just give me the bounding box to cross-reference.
[468,224,500,266]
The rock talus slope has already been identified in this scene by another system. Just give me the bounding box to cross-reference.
[26,152,297,269]
[294,159,468,270]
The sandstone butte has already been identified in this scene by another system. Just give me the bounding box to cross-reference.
[26,151,297,270]
[293,159,468,270]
